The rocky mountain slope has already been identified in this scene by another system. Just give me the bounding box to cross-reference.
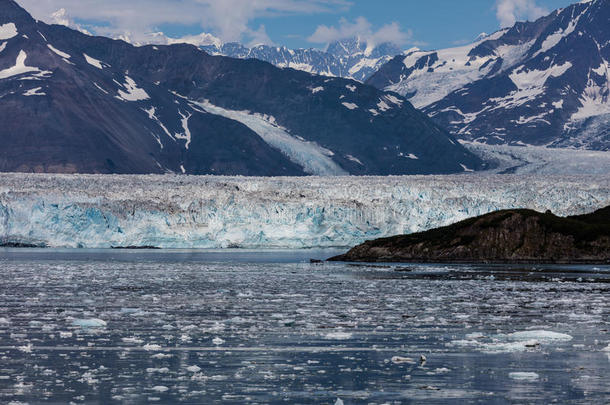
[330,205,610,264]
[201,38,401,82]
[0,0,481,175]
[367,0,610,150]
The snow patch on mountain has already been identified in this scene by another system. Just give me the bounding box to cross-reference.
[509,63,572,90]
[47,44,70,59]
[117,76,150,102]
[369,0,610,150]
[463,141,610,175]
[144,106,174,143]
[310,86,324,94]
[191,99,347,176]
[0,22,17,40]
[175,111,192,149]
[23,87,45,96]
[385,36,536,109]
[83,53,105,69]
[0,50,50,80]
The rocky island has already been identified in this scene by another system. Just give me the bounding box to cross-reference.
[329,206,610,264]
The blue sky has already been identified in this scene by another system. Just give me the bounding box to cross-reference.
[20,0,576,50]
[255,0,575,49]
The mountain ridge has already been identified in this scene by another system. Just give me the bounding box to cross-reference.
[200,37,401,82]
[0,0,482,175]
[367,0,610,150]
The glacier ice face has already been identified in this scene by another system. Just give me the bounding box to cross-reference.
[0,173,608,249]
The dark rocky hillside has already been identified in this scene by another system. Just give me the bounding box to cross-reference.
[0,0,481,175]
[330,206,610,264]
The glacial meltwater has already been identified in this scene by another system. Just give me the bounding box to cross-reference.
[0,249,609,404]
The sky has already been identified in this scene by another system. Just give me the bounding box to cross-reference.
[17,0,576,50]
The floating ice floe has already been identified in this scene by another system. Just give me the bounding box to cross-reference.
[391,356,416,364]
[72,318,107,328]
[212,337,225,345]
[449,330,573,354]
[146,367,169,374]
[122,337,144,344]
[509,372,540,381]
[186,365,201,373]
[507,330,573,342]
[324,332,352,340]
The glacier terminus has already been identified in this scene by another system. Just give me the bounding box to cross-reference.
[1,173,608,249]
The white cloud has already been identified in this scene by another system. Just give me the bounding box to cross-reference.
[16,0,351,45]
[495,0,548,28]
[308,17,412,47]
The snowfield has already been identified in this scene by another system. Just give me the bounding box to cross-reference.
[0,173,608,249]
[463,142,610,175]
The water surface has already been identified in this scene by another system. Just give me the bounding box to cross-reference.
[0,249,608,404]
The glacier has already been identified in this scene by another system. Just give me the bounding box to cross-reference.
[0,173,608,249]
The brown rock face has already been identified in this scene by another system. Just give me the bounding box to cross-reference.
[329,206,610,264]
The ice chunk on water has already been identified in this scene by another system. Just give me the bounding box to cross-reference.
[72,318,107,328]
[507,330,573,342]
[391,356,416,364]
[325,332,352,340]
[212,337,225,346]
[509,372,540,381]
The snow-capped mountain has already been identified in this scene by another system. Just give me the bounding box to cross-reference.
[367,0,610,150]
[0,0,482,175]
[201,37,401,82]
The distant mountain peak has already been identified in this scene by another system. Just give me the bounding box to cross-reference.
[200,36,402,82]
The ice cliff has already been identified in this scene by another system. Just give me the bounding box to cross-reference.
[0,173,608,249]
